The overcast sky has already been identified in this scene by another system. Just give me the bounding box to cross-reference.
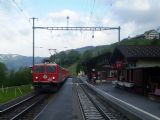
[0,0,160,57]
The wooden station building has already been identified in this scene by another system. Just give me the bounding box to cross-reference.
[82,52,115,82]
[110,45,160,96]
[83,45,160,98]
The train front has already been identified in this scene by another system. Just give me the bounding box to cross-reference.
[32,63,58,91]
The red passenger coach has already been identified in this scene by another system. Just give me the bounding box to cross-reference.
[32,63,69,91]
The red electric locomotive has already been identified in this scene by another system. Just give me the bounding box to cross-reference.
[32,62,69,91]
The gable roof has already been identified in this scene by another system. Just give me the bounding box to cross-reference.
[110,45,160,63]
[118,45,160,58]
[144,29,159,35]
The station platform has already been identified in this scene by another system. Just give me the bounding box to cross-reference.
[80,77,160,120]
[34,78,82,120]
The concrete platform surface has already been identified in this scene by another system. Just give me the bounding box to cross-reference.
[34,78,82,120]
[95,83,160,118]
[79,76,160,120]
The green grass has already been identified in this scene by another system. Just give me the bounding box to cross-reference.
[100,39,160,55]
[68,62,78,76]
[0,85,33,104]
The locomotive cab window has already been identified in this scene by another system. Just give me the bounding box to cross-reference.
[46,66,56,73]
[34,66,45,73]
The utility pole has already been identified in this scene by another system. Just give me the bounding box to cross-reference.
[118,26,121,45]
[30,17,38,67]
[30,17,121,62]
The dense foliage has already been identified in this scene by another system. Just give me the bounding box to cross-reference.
[49,38,160,75]
[48,49,95,75]
[50,50,81,68]
[0,62,7,84]
[1,38,159,86]
[0,62,32,87]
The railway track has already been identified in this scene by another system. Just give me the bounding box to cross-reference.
[76,82,129,120]
[0,94,48,120]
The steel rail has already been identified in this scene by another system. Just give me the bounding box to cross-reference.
[77,83,111,120]
[0,95,35,114]
[0,94,47,120]
[78,77,129,120]
[81,85,111,120]
[76,84,87,120]
[10,95,46,120]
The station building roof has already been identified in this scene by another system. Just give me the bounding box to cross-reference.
[110,45,160,63]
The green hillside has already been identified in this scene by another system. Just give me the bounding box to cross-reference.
[68,62,78,76]
[120,38,160,45]
[51,38,160,75]
[98,38,160,54]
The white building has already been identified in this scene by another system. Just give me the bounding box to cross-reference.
[144,29,160,40]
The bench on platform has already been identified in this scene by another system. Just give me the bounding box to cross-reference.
[154,89,160,96]
[148,89,160,101]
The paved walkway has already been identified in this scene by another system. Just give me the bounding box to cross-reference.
[35,78,82,120]
[91,81,160,119]
[34,76,160,120]
[79,76,160,120]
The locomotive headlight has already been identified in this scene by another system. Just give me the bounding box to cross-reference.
[52,77,55,80]
[35,76,38,79]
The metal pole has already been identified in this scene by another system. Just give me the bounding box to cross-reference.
[54,54,55,62]
[118,26,121,45]
[30,17,38,67]
[34,26,121,45]
[67,16,69,28]
[54,49,57,62]
[33,18,35,67]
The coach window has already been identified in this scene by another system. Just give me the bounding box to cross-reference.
[46,66,56,72]
[35,66,45,73]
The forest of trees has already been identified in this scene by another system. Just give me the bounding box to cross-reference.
[0,62,32,87]
[49,49,94,74]
[50,38,160,75]
[1,38,159,87]
[0,49,86,87]
[0,49,90,87]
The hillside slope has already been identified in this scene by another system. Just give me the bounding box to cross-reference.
[0,54,44,70]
